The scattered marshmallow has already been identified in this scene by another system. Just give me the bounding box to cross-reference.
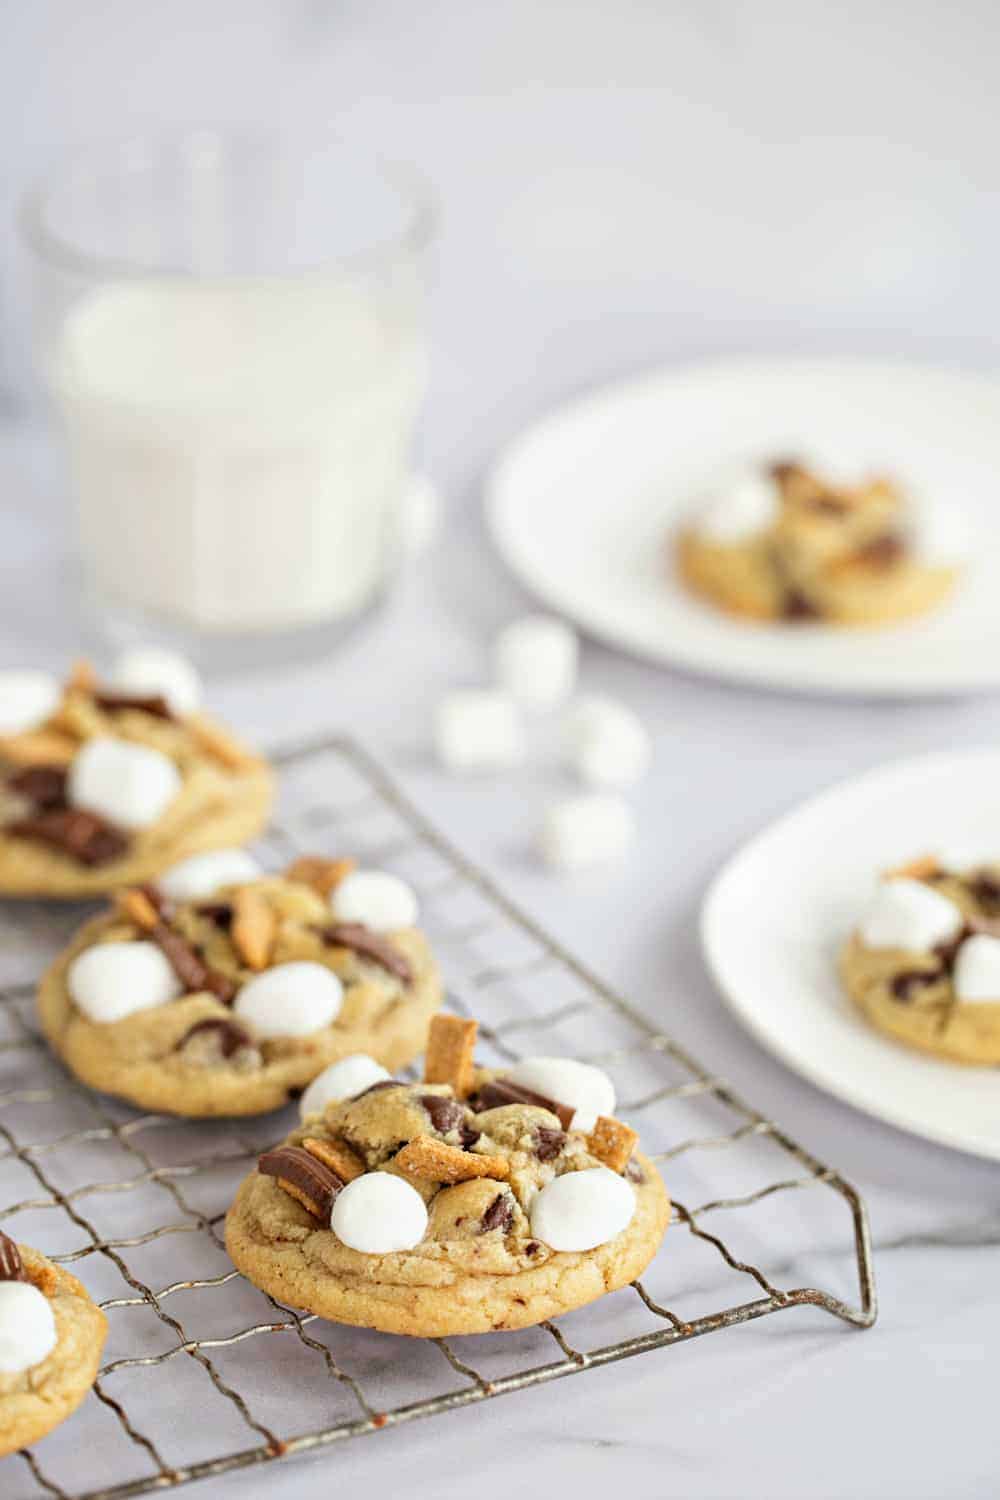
[159,848,262,902]
[233,961,343,1039]
[330,870,418,933]
[904,494,971,567]
[68,736,181,830]
[111,646,203,716]
[953,935,1000,1003]
[299,1055,391,1121]
[331,1171,428,1252]
[538,793,636,871]
[693,466,781,543]
[529,1166,635,1252]
[0,670,61,737]
[0,1281,57,1375]
[434,689,524,773]
[859,877,963,952]
[494,615,579,710]
[506,1057,615,1133]
[68,941,183,1024]
[565,695,651,789]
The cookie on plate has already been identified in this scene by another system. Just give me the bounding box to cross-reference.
[0,651,271,898]
[37,856,442,1116]
[839,854,1000,1063]
[225,1014,671,1336]
[675,459,964,626]
[0,1231,107,1457]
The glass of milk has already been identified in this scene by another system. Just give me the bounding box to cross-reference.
[21,133,435,666]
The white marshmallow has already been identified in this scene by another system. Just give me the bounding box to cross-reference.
[330,1171,428,1253]
[434,690,524,773]
[159,848,262,901]
[904,495,971,566]
[538,793,636,871]
[299,1054,391,1121]
[529,1166,635,1252]
[859,878,963,952]
[68,941,183,1023]
[111,646,203,716]
[506,1057,616,1133]
[953,934,1000,1003]
[68,736,181,830]
[694,466,781,543]
[565,695,651,789]
[0,1281,57,1375]
[0,670,61,736]
[234,961,343,1039]
[494,615,579,710]
[330,870,418,933]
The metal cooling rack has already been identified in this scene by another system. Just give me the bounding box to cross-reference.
[0,735,876,1500]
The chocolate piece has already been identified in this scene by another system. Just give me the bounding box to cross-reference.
[151,923,237,1004]
[804,495,848,517]
[855,533,905,567]
[177,1017,254,1058]
[969,873,1000,915]
[196,901,234,930]
[459,1124,481,1150]
[353,1079,404,1100]
[889,969,941,1002]
[258,1145,344,1221]
[8,808,129,866]
[320,922,413,983]
[469,1078,575,1131]
[0,1230,27,1282]
[480,1192,513,1234]
[7,765,68,809]
[933,924,971,973]
[769,460,807,485]
[94,691,174,721]
[525,1240,541,1257]
[534,1126,567,1162]
[625,1158,646,1185]
[782,588,820,621]
[420,1094,466,1134]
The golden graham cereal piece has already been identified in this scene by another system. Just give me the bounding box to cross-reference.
[393,1134,510,1184]
[423,1014,478,1098]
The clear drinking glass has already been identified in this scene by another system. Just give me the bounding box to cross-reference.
[20,132,435,668]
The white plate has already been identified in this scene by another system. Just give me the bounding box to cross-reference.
[701,750,1000,1160]
[487,357,1000,697]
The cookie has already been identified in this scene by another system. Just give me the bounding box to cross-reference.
[37,858,443,1116]
[0,654,271,898]
[0,1232,107,1457]
[839,854,1000,1063]
[675,459,960,626]
[225,1015,671,1336]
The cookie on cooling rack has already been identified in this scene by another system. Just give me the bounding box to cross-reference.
[0,653,272,898]
[0,1230,107,1457]
[225,1014,671,1336]
[674,458,963,626]
[37,855,443,1116]
[839,853,1000,1063]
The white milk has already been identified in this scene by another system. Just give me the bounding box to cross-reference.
[50,278,426,632]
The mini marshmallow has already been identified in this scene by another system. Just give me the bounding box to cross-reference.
[538,793,636,872]
[68,736,181,830]
[904,495,971,567]
[0,670,61,736]
[111,646,203,716]
[694,466,781,543]
[68,941,183,1024]
[953,934,1000,1003]
[434,690,524,773]
[494,615,579,710]
[330,870,418,933]
[859,878,963,952]
[529,1166,635,1252]
[299,1054,391,1121]
[0,1281,57,1375]
[330,1171,428,1253]
[233,961,343,1039]
[565,695,651,789]
[506,1057,616,1133]
[159,848,262,901]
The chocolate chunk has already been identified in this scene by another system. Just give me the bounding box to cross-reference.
[7,765,68,809]
[782,588,820,621]
[469,1078,575,1131]
[625,1158,646,1185]
[769,460,807,485]
[8,808,129,866]
[94,691,174,721]
[258,1145,344,1220]
[353,1079,404,1100]
[933,924,971,973]
[420,1094,466,1134]
[854,533,905,567]
[0,1230,27,1282]
[534,1126,566,1162]
[804,495,848,517]
[525,1240,541,1257]
[459,1124,481,1150]
[151,922,237,1004]
[970,874,1000,915]
[889,969,941,1002]
[480,1193,513,1234]
[319,922,413,983]
[177,1017,255,1058]
[196,902,234,930]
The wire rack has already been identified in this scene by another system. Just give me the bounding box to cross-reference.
[0,735,876,1500]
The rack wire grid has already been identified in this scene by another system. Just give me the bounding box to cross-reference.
[0,735,876,1499]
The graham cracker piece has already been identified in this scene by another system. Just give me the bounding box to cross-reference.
[394,1134,509,1184]
[232,887,276,971]
[187,714,259,770]
[586,1115,639,1173]
[885,854,940,881]
[302,1136,365,1182]
[0,729,78,768]
[423,1014,478,1098]
[65,658,97,694]
[117,887,160,932]
[285,855,356,897]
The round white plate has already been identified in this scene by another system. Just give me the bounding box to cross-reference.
[701,750,1000,1160]
[487,357,1000,697]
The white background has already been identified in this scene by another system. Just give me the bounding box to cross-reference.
[1,4,999,1498]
